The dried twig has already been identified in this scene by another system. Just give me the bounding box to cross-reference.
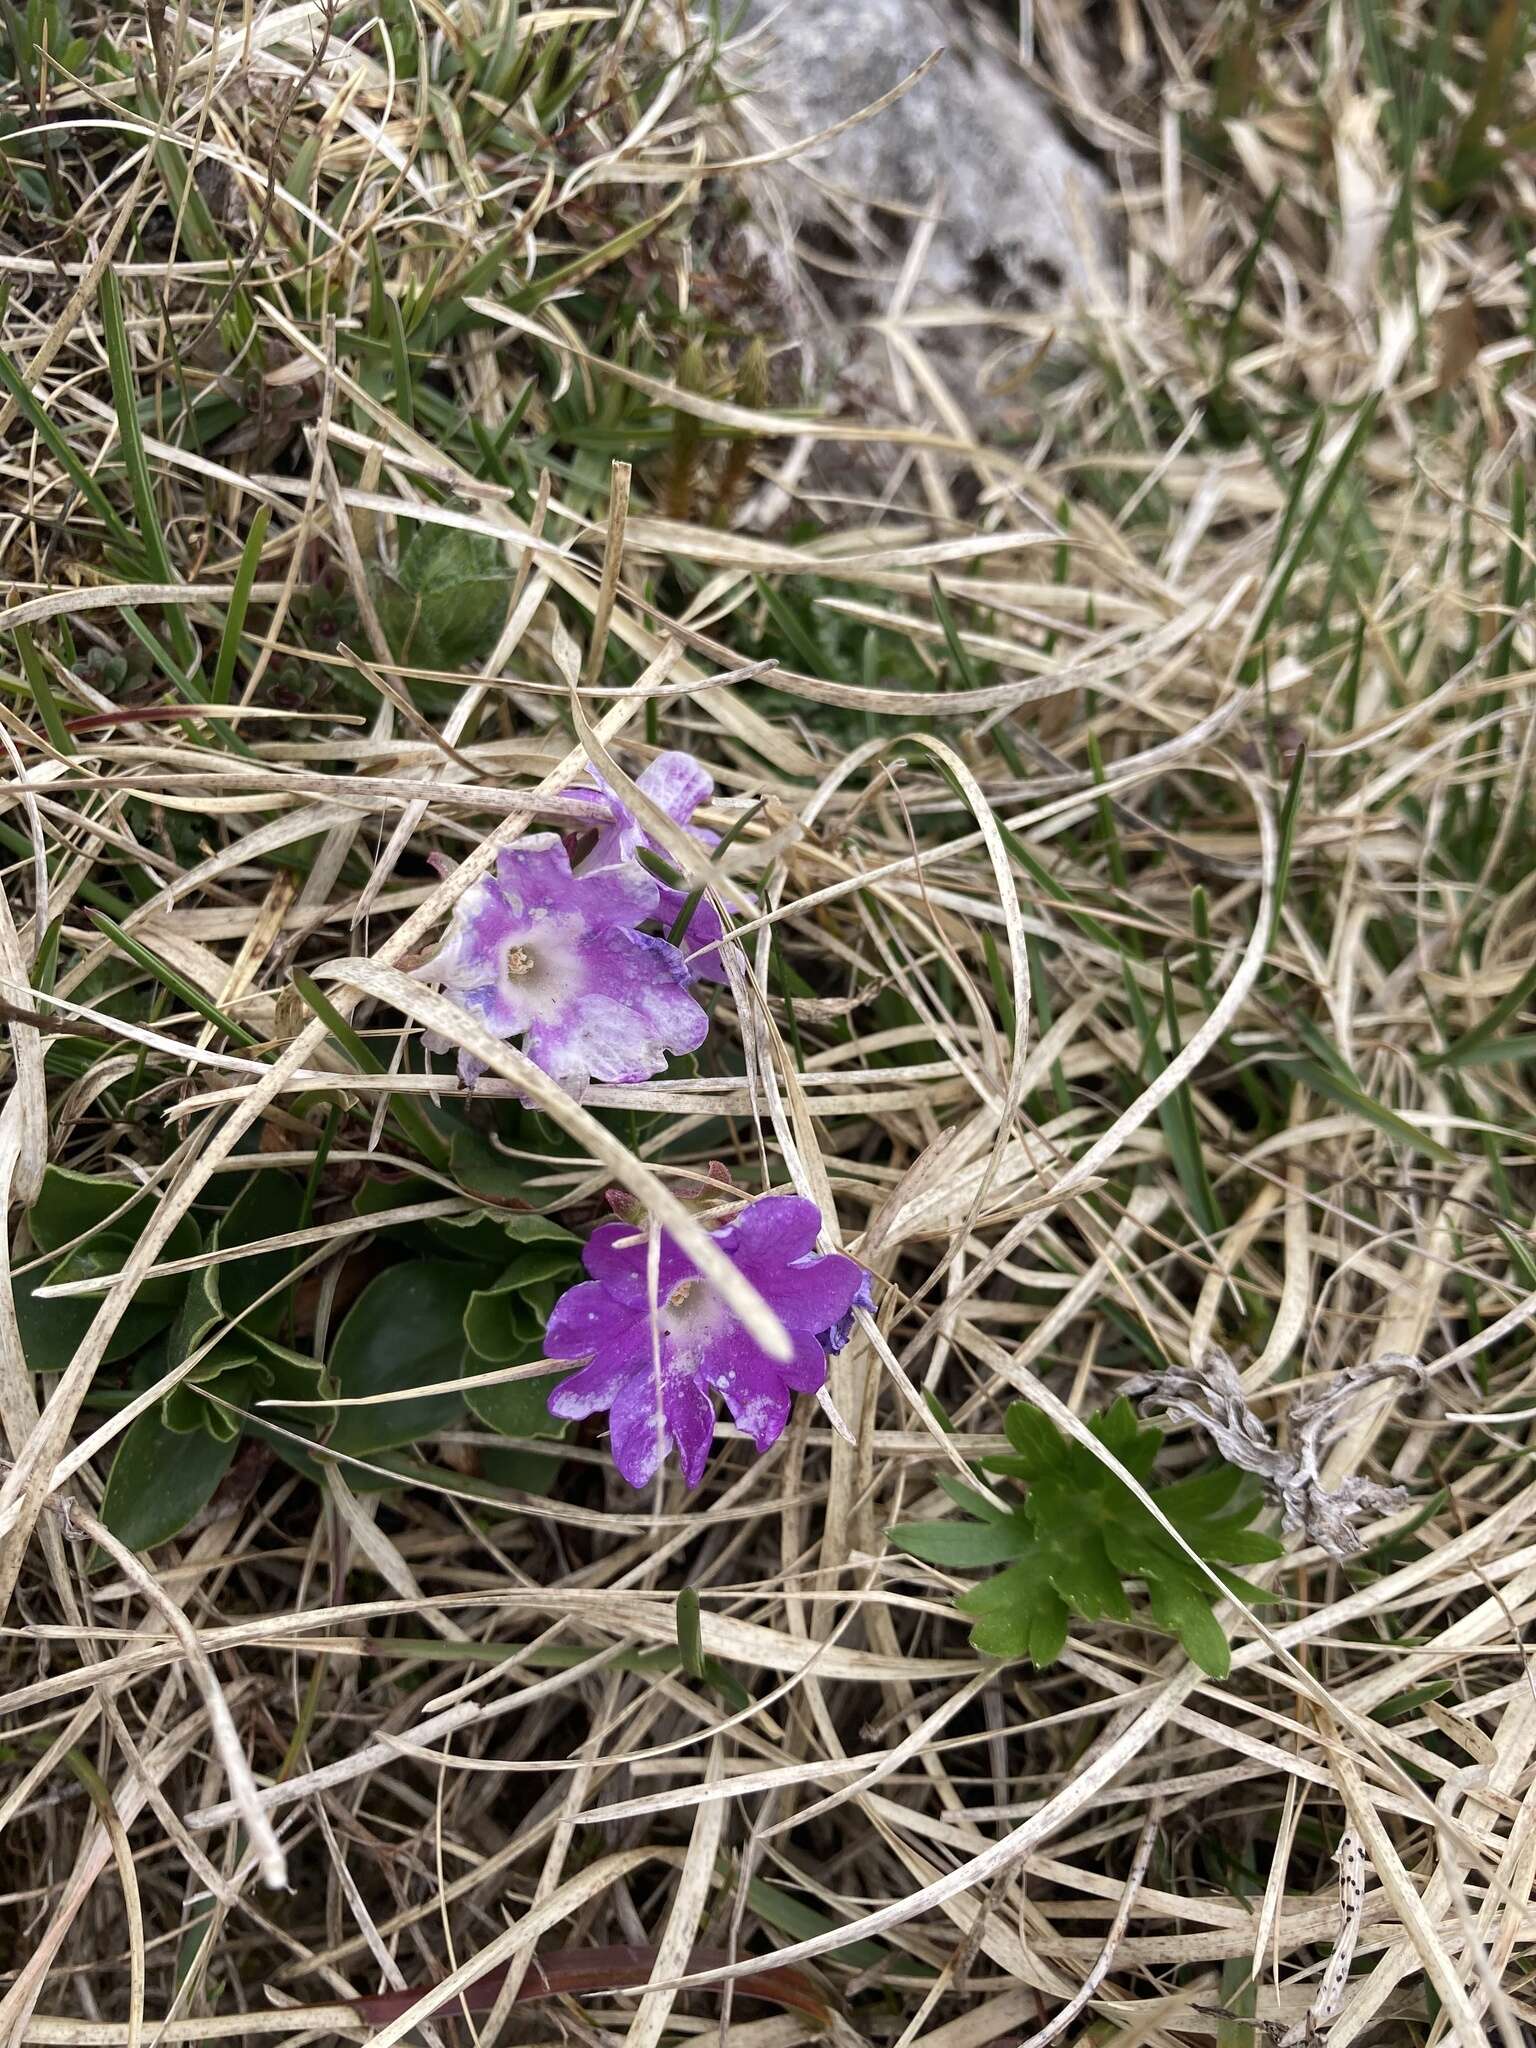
[1131,1350,1422,1558]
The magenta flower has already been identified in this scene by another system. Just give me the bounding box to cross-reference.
[545,1193,871,1488]
[577,751,738,983]
[415,834,708,1097]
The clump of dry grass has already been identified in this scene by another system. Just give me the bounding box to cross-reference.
[4,3,1536,2045]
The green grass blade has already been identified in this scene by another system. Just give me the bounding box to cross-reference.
[929,572,981,692]
[13,625,76,755]
[211,505,271,705]
[675,1586,705,1678]
[98,271,202,679]
[90,911,262,1047]
[1425,955,1536,1069]
[665,797,766,947]
[291,969,450,1171]
[0,341,134,549]
[1281,1055,1459,1166]
[1268,744,1308,949]
[1253,397,1380,646]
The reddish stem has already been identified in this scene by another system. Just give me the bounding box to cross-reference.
[63,704,220,733]
[351,1945,831,2026]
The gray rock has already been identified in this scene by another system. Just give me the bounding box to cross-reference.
[720,0,1113,319]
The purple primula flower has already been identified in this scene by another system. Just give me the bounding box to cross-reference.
[546,1193,870,1488]
[821,1270,877,1355]
[576,751,739,983]
[414,833,708,1098]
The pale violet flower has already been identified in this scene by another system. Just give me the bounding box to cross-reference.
[545,1193,871,1488]
[577,751,737,982]
[415,834,708,1097]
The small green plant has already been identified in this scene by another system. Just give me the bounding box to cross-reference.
[892,1398,1283,1679]
[371,520,512,705]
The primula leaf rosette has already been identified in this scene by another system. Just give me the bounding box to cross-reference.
[545,1193,872,1488]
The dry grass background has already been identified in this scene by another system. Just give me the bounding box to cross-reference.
[4,1,1536,2043]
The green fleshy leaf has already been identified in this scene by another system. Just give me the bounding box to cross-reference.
[449,1128,536,1203]
[210,1171,304,1330]
[327,1261,474,1455]
[465,1367,570,1445]
[100,1407,238,1551]
[473,1443,564,1495]
[164,1363,256,1440]
[16,1168,201,1372]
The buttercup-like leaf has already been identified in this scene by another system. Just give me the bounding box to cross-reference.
[898,1400,1280,1671]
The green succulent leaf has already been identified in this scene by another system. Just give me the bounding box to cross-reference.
[100,1406,238,1552]
[327,1260,474,1457]
[467,1367,570,1444]
[16,1167,201,1372]
[449,1127,540,1204]
[26,1164,164,1253]
[462,1221,581,1366]
[164,1363,257,1440]
[211,1170,305,1331]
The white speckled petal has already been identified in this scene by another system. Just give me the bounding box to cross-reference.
[636,751,714,825]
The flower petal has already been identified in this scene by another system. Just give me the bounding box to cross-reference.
[453,977,534,1045]
[415,877,519,992]
[608,1357,672,1488]
[720,1194,824,1269]
[662,1367,717,1487]
[569,770,642,873]
[765,1251,868,1334]
[821,1271,877,1353]
[545,1280,638,1361]
[582,1221,694,1307]
[572,859,658,929]
[539,929,709,1089]
[582,818,641,873]
[706,1323,829,1399]
[491,833,579,913]
[546,1332,648,1419]
[711,1358,790,1453]
[581,1219,646,1297]
[637,751,713,826]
